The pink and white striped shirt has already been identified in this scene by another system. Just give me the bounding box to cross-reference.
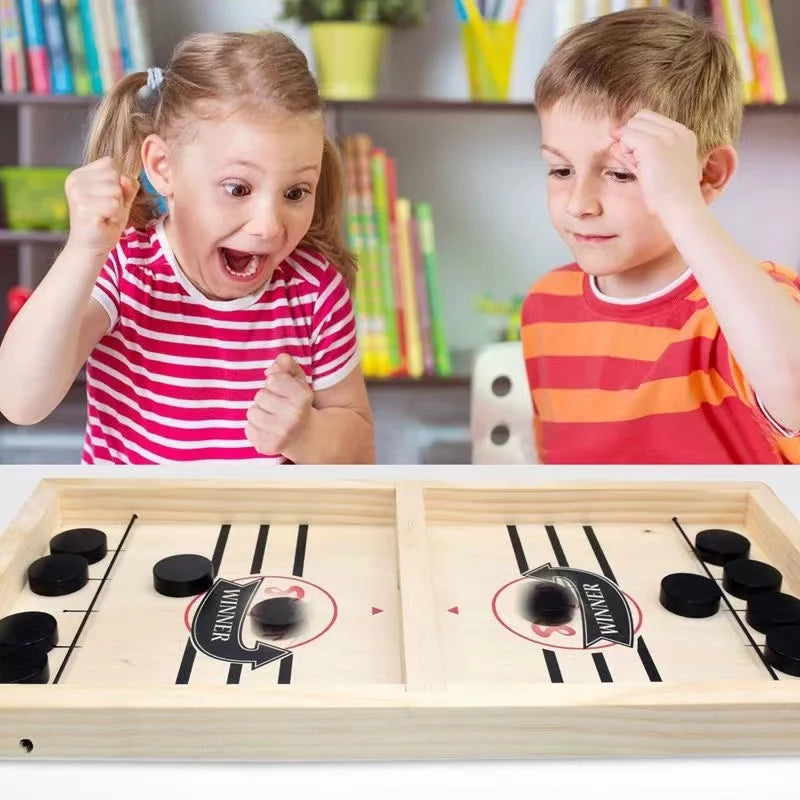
[83,219,359,464]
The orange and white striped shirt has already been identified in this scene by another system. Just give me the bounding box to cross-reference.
[521,261,800,464]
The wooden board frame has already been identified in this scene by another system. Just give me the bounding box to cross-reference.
[1,477,800,761]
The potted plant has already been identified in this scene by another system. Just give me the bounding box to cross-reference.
[281,0,427,100]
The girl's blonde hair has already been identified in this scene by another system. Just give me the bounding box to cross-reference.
[535,8,743,156]
[85,30,356,291]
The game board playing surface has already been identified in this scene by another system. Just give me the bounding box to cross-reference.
[1,477,800,761]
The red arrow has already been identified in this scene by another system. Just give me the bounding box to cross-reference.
[371,607,383,615]
[448,606,459,615]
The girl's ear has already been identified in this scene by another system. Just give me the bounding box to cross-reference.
[141,134,173,198]
[699,144,737,205]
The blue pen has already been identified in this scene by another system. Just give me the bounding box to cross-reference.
[454,0,467,22]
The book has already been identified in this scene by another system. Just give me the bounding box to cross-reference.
[120,0,152,72]
[41,0,74,94]
[0,0,28,92]
[342,136,376,376]
[394,198,424,378]
[78,0,103,94]
[18,0,52,93]
[60,0,92,95]
[370,148,401,373]
[352,134,390,377]
[756,0,787,104]
[384,154,407,375]
[718,0,756,103]
[414,202,451,377]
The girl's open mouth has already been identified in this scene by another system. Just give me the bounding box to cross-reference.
[219,247,266,281]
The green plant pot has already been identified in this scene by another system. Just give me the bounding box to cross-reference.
[310,22,389,101]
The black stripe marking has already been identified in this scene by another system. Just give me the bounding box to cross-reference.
[292,524,308,577]
[672,516,778,681]
[583,524,662,683]
[277,654,294,684]
[53,513,138,684]
[175,523,231,685]
[250,524,270,574]
[582,525,617,582]
[228,524,271,685]
[543,649,563,683]
[507,524,528,573]
[211,524,231,574]
[592,652,613,682]
[508,524,564,683]
[175,639,196,685]
[551,525,614,684]
[545,525,568,567]
[636,637,662,682]
[275,525,309,686]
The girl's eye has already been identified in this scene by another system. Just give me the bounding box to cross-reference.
[285,187,309,202]
[609,170,636,183]
[223,183,251,198]
[548,168,572,179]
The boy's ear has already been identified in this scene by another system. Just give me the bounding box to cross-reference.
[699,145,737,204]
[140,134,173,198]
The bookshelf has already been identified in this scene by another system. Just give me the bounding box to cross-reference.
[3,92,800,111]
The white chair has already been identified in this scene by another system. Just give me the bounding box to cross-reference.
[470,341,537,464]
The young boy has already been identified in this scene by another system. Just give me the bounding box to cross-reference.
[521,7,800,464]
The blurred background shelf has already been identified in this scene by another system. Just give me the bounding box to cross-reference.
[0,229,68,244]
[2,93,799,112]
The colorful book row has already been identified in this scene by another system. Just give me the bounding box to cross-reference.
[553,0,787,105]
[0,0,152,95]
[341,134,452,380]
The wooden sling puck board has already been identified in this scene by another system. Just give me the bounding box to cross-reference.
[1,477,800,761]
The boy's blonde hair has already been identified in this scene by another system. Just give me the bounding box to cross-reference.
[534,8,742,155]
[85,30,356,291]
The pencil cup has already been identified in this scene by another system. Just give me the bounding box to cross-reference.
[461,21,517,101]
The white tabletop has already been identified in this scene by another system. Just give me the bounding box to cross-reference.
[2,462,800,799]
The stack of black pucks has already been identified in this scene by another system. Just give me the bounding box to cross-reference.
[0,611,58,684]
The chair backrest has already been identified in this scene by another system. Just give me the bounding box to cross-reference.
[470,341,536,464]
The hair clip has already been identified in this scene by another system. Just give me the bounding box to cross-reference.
[137,66,164,108]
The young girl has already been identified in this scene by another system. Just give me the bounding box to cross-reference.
[0,30,375,465]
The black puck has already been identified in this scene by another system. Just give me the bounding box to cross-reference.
[722,559,782,600]
[0,647,50,684]
[27,553,89,596]
[520,581,577,626]
[764,625,800,677]
[695,529,750,566]
[0,612,58,654]
[250,597,305,637]
[746,592,800,634]
[659,572,721,618]
[153,554,214,597]
[50,527,108,564]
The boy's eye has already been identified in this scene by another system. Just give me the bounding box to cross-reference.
[548,168,572,179]
[223,182,251,198]
[285,187,310,202]
[609,170,636,183]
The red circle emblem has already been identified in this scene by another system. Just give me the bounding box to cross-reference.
[491,575,643,651]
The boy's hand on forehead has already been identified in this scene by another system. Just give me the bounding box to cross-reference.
[610,109,704,219]
[64,156,139,261]
[245,353,313,457]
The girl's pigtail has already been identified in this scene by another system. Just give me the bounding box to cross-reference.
[84,70,160,229]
